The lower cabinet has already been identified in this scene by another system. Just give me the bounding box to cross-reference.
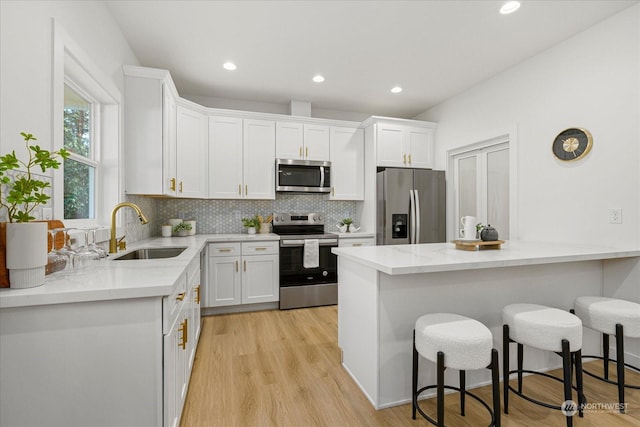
[338,236,376,247]
[164,256,202,427]
[206,241,279,307]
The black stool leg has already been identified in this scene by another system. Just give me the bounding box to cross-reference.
[575,349,584,418]
[503,324,510,414]
[561,339,573,427]
[603,333,610,379]
[517,343,524,393]
[412,330,418,420]
[437,351,445,427]
[616,323,625,413]
[460,370,466,416]
[490,348,501,427]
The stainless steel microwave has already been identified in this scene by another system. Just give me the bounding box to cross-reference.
[276,159,331,193]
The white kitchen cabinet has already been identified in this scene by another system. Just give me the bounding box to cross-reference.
[186,256,201,370]
[276,121,330,161]
[206,241,279,307]
[209,116,275,199]
[176,103,208,198]
[338,236,376,247]
[124,65,178,196]
[326,126,364,200]
[376,122,435,169]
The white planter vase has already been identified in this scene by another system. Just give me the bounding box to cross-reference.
[5,222,48,288]
[247,227,256,235]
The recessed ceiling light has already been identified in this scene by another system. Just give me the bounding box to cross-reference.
[500,1,521,15]
[223,62,237,71]
[312,75,325,83]
[390,86,403,94]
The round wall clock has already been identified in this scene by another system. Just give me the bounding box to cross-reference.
[552,128,593,161]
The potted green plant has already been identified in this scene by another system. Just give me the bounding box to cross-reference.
[0,132,69,288]
[172,222,192,237]
[340,218,354,232]
[241,215,261,234]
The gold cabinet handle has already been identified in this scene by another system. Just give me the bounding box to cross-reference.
[403,154,407,164]
[179,181,183,193]
[176,292,185,301]
[218,248,232,253]
[299,146,303,158]
[178,319,188,350]
[245,184,248,195]
[195,285,201,304]
[238,184,242,195]
[235,260,239,272]
[332,187,335,196]
[244,260,247,272]
[353,243,363,247]
[305,146,309,158]
[255,247,267,251]
[170,177,176,191]
[408,154,412,164]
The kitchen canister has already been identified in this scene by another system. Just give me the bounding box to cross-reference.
[161,225,172,237]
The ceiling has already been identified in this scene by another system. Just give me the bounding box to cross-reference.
[106,0,637,119]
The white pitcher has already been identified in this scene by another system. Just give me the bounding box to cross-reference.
[460,216,477,227]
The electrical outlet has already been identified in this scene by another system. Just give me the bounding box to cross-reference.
[42,207,53,220]
[609,208,622,224]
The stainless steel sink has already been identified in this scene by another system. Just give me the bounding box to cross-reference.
[112,247,187,261]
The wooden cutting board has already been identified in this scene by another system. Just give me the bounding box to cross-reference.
[0,220,65,288]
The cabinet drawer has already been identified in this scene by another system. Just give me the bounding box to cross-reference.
[242,241,278,255]
[209,242,241,257]
[164,272,187,335]
[339,237,375,247]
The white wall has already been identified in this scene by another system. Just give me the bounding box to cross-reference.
[0,0,139,156]
[416,5,640,249]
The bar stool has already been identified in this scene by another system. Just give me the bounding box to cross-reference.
[503,304,585,427]
[412,313,500,427]
[573,296,640,413]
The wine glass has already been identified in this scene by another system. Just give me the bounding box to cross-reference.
[46,228,66,275]
[75,228,101,269]
[87,228,107,259]
[56,227,77,273]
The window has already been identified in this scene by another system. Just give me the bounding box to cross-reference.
[52,20,121,230]
[63,83,97,219]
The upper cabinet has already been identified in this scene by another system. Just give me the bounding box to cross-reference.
[176,102,208,198]
[326,126,364,200]
[209,116,276,200]
[123,66,208,198]
[276,122,329,161]
[124,65,178,196]
[372,119,436,169]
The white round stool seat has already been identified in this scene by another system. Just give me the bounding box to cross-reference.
[415,313,493,371]
[503,304,582,352]
[574,296,640,338]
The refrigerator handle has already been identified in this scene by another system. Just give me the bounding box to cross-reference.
[414,189,421,244]
[409,189,416,244]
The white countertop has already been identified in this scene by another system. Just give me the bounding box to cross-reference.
[330,231,375,238]
[0,233,280,308]
[332,240,640,275]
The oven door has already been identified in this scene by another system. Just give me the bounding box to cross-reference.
[279,239,338,287]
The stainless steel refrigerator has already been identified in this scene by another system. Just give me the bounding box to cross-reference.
[376,168,446,245]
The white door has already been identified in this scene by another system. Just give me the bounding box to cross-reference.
[303,124,330,161]
[176,106,207,198]
[241,255,279,304]
[208,116,243,198]
[406,127,433,169]
[452,142,510,240]
[276,121,303,159]
[208,256,241,306]
[243,119,276,199]
[328,127,364,200]
[376,124,405,167]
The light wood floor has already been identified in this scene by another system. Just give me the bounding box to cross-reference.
[180,306,640,426]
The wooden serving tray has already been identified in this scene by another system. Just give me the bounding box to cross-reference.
[452,239,505,251]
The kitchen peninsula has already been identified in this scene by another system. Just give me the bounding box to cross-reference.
[332,240,640,409]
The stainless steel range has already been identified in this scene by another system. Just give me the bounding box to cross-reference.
[272,213,338,309]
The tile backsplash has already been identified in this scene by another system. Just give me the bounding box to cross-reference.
[125,194,357,241]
